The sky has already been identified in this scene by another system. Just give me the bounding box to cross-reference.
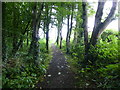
[39,1,118,42]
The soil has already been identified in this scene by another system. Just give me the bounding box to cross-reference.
[36,44,77,88]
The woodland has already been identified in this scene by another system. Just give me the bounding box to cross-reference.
[2,1,120,88]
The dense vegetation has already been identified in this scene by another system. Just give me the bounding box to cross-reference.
[2,1,119,88]
[64,29,119,88]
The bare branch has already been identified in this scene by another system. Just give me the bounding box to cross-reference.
[99,1,117,34]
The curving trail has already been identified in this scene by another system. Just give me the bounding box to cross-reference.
[36,44,77,88]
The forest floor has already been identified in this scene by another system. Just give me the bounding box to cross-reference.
[36,44,77,88]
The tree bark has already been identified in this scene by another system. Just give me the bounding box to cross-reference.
[68,5,74,43]
[82,2,88,62]
[2,2,6,61]
[60,29,62,49]
[66,5,74,53]
[90,1,117,46]
[66,15,70,53]
[28,2,44,64]
[27,30,29,46]
[45,4,49,52]
[59,17,63,49]
[86,0,117,64]
[45,3,51,52]
[56,23,60,45]
[76,3,84,44]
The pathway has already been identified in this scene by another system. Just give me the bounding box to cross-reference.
[36,44,77,88]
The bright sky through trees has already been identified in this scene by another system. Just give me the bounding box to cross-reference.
[39,1,118,42]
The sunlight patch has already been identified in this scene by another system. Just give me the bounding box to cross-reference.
[58,72,61,75]
[61,66,64,68]
[48,75,51,77]
[67,65,70,68]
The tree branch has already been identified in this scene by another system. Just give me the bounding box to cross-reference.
[98,1,117,35]
[93,1,106,30]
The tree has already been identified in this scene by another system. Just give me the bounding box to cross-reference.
[73,2,83,46]
[82,1,88,62]
[85,0,117,64]
[90,1,117,46]
[66,3,74,53]
[54,3,66,49]
[45,3,52,52]
[28,2,44,64]
[56,13,63,49]
[2,2,6,61]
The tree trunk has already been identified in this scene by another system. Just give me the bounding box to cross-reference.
[87,0,117,64]
[66,15,70,53]
[66,5,73,53]
[59,17,63,49]
[60,29,62,49]
[12,3,18,57]
[46,30,49,52]
[45,3,51,52]
[56,23,60,45]
[90,1,117,46]
[2,2,6,61]
[27,29,29,46]
[68,6,73,44]
[43,21,46,38]
[82,2,88,62]
[14,20,31,55]
[76,3,84,44]
[28,2,44,64]
[46,17,49,52]
[73,30,77,44]
[32,2,38,62]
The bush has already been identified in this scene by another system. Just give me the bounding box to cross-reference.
[67,30,119,88]
[2,40,52,88]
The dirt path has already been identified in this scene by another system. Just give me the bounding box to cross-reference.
[36,44,77,88]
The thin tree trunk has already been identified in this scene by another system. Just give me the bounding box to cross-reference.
[73,31,77,44]
[82,2,88,62]
[66,15,70,53]
[2,2,6,61]
[60,29,62,49]
[46,30,49,52]
[56,24,60,45]
[68,5,73,43]
[43,21,46,38]
[27,30,29,46]
[59,18,63,49]
[66,5,74,53]
[45,3,51,52]
[14,20,31,54]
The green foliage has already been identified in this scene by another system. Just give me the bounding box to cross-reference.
[65,30,119,88]
[87,2,96,16]
[75,63,120,88]
[2,65,39,88]
[2,40,52,88]
[70,43,84,61]
[3,2,119,88]
[101,29,118,42]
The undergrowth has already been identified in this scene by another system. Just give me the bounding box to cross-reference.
[2,39,52,88]
[62,30,120,88]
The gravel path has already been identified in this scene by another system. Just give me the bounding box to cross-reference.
[36,44,77,88]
